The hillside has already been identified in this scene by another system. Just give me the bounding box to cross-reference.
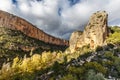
[0,26,120,80]
[0,27,67,68]
[40,26,120,80]
[0,11,120,80]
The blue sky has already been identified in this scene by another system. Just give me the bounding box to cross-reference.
[0,0,120,39]
[69,0,80,5]
[12,0,17,3]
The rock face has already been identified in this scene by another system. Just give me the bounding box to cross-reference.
[69,31,83,53]
[70,11,109,52]
[0,10,68,46]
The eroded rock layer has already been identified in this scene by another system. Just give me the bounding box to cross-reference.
[70,11,109,52]
[0,10,68,46]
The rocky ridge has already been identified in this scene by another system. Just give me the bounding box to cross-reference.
[0,10,68,46]
[70,11,109,53]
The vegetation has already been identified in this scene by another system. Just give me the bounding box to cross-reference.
[107,26,120,44]
[0,26,120,80]
[0,27,67,67]
[1,43,120,80]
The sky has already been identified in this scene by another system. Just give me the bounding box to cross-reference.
[0,0,120,40]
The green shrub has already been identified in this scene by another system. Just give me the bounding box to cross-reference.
[60,74,77,80]
[107,27,120,44]
[68,66,85,75]
[86,70,105,80]
[104,51,113,60]
[84,62,107,74]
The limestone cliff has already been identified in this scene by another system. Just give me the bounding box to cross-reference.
[0,10,68,46]
[70,11,109,53]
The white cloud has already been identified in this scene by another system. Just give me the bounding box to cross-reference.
[0,0,13,11]
[0,0,120,39]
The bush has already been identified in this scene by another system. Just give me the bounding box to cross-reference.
[107,27,120,44]
[60,74,77,80]
[84,62,107,74]
[86,70,105,80]
[104,51,113,60]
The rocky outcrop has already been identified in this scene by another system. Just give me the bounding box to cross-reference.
[69,31,83,53]
[0,10,68,46]
[70,11,109,52]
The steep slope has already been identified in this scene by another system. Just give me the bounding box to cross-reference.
[0,26,119,80]
[0,10,68,46]
[34,26,120,80]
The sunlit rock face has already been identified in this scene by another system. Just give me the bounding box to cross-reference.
[69,11,109,53]
[69,31,83,53]
[0,10,68,46]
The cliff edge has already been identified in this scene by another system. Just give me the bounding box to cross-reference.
[0,10,68,46]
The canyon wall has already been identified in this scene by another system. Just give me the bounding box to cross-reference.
[0,10,68,46]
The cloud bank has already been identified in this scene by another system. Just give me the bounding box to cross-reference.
[0,0,120,39]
